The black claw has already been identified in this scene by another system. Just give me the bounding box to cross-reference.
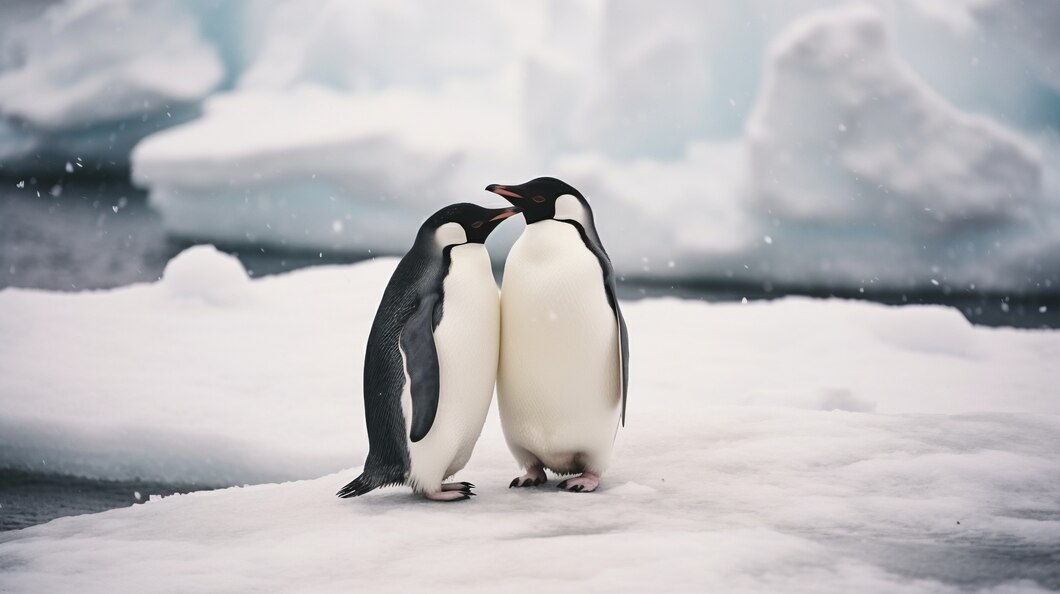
[509,478,519,488]
[557,479,569,490]
[534,477,546,486]
[461,482,475,489]
[573,485,584,492]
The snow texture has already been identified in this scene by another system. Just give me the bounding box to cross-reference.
[1,246,1058,487]
[0,246,1058,590]
[1,412,1059,592]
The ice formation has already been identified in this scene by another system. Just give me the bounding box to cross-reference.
[131,85,524,253]
[2,0,1060,290]
[0,0,223,173]
[739,5,1050,290]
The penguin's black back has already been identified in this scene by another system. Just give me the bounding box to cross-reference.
[341,237,448,495]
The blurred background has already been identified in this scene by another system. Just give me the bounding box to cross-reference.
[1,0,1058,327]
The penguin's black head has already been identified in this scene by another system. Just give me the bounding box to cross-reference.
[485,177,588,224]
[420,202,520,247]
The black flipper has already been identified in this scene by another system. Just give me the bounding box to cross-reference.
[401,294,441,442]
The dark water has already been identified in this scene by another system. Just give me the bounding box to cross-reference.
[823,533,1060,591]
[0,469,210,532]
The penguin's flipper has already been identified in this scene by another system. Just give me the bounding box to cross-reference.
[401,294,441,443]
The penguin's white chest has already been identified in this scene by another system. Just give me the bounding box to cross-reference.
[498,220,620,474]
[403,244,499,490]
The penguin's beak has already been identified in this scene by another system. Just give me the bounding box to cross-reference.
[489,206,521,222]
[485,184,523,200]
[468,206,521,243]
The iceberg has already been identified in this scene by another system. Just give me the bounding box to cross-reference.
[130,84,526,253]
[0,0,223,173]
[739,4,1053,291]
[3,0,1060,292]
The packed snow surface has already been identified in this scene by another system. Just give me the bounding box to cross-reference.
[1,247,1058,487]
[0,246,1058,591]
[1,410,1058,593]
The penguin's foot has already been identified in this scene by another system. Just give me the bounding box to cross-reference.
[441,481,475,492]
[509,465,547,488]
[424,487,475,502]
[557,472,600,493]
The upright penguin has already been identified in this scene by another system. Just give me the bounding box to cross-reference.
[486,177,629,493]
[337,203,519,502]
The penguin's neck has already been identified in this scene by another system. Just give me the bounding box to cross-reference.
[445,243,495,286]
[518,220,585,260]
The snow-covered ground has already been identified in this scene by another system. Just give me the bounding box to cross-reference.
[0,245,1058,591]
[1,410,1058,593]
[1,245,1057,485]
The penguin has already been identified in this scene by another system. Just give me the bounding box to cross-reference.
[336,203,520,502]
[485,177,629,493]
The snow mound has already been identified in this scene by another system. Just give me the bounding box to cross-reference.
[0,409,1057,592]
[162,245,250,306]
[0,256,400,485]
[0,254,1057,486]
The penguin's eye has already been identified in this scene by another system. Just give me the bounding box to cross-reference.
[471,221,484,229]
[532,195,546,203]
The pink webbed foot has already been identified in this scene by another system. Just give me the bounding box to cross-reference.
[509,465,547,488]
[424,482,475,501]
[557,472,600,493]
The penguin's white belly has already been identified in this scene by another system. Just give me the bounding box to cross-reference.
[404,244,499,491]
[498,220,621,474]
